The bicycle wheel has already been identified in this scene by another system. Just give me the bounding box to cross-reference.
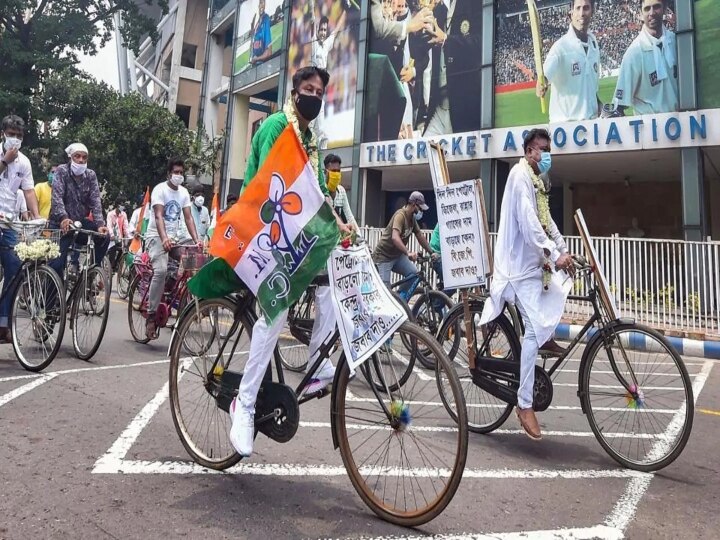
[437,306,519,434]
[335,321,468,526]
[11,264,67,372]
[411,290,454,369]
[580,323,694,471]
[169,297,252,470]
[127,274,151,344]
[71,266,110,360]
[117,257,132,299]
[359,331,417,394]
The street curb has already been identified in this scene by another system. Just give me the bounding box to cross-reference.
[555,323,720,360]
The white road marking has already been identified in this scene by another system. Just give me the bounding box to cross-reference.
[0,374,56,408]
[355,524,623,540]
[0,359,170,383]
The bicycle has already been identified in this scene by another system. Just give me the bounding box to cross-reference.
[107,237,133,298]
[54,223,112,361]
[167,277,468,526]
[127,242,204,344]
[389,255,454,369]
[0,219,66,372]
[437,256,694,472]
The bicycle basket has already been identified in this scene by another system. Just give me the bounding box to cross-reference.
[178,248,209,275]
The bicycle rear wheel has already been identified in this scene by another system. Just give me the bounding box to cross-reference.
[127,274,151,344]
[580,323,694,471]
[437,306,519,433]
[334,321,468,526]
[117,257,132,299]
[280,286,315,372]
[71,266,110,360]
[11,264,66,372]
[169,297,250,470]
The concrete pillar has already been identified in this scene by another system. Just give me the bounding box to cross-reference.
[227,93,250,185]
[363,169,385,227]
[168,0,188,112]
[681,147,707,241]
[201,34,226,136]
[563,181,574,235]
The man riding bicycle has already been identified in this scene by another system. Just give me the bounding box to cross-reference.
[48,143,110,281]
[228,66,351,458]
[0,114,42,343]
[144,158,200,340]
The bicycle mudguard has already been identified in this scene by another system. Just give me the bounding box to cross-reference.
[329,355,348,451]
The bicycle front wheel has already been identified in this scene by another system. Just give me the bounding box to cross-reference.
[580,323,694,471]
[117,257,132,299]
[71,266,110,360]
[127,274,151,344]
[334,321,468,526]
[411,290,454,369]
[11,264,67,372]
[169,297,251,470]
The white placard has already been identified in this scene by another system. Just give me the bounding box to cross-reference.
[435,180,491,289]
[327,245,408,371]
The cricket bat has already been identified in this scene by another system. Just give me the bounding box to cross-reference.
[527,0,547,115]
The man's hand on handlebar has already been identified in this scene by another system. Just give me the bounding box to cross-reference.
[98,226,109,236]
[555,253,575,277]
[60,218,73,233]
[162,238,174,252]
[408,251,418,262]
[431,252,440,262]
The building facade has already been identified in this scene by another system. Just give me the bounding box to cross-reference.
[123,0,720,239]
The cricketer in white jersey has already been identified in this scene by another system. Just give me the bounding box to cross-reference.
[544,26,601,123]
[612,26,678,115]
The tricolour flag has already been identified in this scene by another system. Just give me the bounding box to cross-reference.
[206,192,220,239]
[188,125,339,323]
[128,186,150,256]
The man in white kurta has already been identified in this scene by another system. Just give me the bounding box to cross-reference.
[480,129,573,440]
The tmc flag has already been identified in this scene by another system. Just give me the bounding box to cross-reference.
[188,125,339,323]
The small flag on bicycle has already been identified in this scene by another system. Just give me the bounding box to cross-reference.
[206,192,220,239]
[129,186,150,255]
[188,125,340,323]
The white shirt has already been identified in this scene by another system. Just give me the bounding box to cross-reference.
[479,161,571,346]
[613,27,678,115]
[15,190,28,216]
[312,32,337,70]
[0,150,34,219]
[146,181,192,240]
[129,207,141,237]
[437,0,456,90]
[544,27,601,123]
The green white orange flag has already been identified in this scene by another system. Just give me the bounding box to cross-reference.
[206,192,220,239]
[129,186,150,254]
[188,125,339,323]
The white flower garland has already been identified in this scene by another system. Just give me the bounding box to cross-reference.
[15,239,60,261]
[283,97,319,177]
[522,158,553,290]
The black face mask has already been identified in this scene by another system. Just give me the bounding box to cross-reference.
[294,92,323,122]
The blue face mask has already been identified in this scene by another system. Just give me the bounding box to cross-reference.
[414,210,423,222]
[538,151,552,175]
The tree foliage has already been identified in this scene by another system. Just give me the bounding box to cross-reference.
[0,0,168,133]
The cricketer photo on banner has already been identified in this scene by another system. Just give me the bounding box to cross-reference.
[234,0,286,75]
[188,125,339,323]
[495,0,678,128]
[285,0,361,149]
[328,244,408,371]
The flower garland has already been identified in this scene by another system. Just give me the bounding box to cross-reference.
[283,97,319,178]
[15,239,60,261]
[522,158,553,290]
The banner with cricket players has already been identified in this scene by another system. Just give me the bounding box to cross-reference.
[234,0,286,76]
[285,0,361,149]
[693,0,719,110]
[494,0,678,128]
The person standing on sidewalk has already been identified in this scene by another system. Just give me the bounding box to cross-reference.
[479,128,574,441]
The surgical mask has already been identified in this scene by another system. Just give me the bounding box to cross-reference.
[294,92,323,121]
[119,206,125,213]
[414,210,423,222]
[326,171,341,192]
[71,162,87,176]
[170,174,184,186]
[3,136,22,151]
[538,152,552,175]
[48,172,55,185]
[194,196,205,207]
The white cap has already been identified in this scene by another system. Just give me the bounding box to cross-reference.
[65,142,89,156]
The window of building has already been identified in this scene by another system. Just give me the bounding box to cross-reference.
[176,105,192,128]
[251,118,263,137]
[181,43,197,68]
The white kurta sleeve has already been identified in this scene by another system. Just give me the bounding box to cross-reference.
[514,179,561,262]
[546,217,567,255]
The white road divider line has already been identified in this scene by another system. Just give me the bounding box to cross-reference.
[346,524,624,540]
[0,373,57,408]
[0,359,171,382]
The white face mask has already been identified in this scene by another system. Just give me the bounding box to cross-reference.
[170,174,184,187]
[194,196,205,207]
[71,162,87,176]
[3,136,22,151]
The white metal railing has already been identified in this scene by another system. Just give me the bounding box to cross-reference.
[360,226,720,337]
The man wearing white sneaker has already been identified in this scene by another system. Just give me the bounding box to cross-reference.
[228,66,351,457]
